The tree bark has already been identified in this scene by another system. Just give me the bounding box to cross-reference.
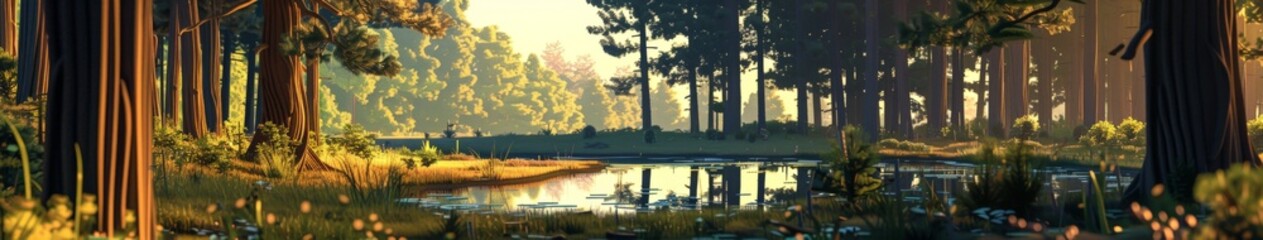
[43,0,156,237]
[221,32,236,123]
[201,0,223,133]
[988,48,1006,137]
[723,0,741,136]
[927,38,948,134]
[1125,0,1260,202]
[177,0,209,138]
[0,0,15,54]
[1082,0,1099,126]
[243,38,258,133]
[861,0,881,141]
[951,49,966,133]
[893,0,912,139]
[15,0,50,103]
[1005,41,1029,131]
[688,51,700,134]
[756,0,766,131]
[247,0,327,171]
[1034,38,1054,127]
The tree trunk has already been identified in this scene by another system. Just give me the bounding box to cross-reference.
[795,0,809,134]
[976,56,987,124]
[988,48,1006,137]
[756,0,766,131]
[688,54,700,134]
[862,0,881,141]
[927,40,948,134]
[247,0,327,171]
[306,56,320,138]
[893,0,912,139]
[0,0,15,54]
[1125,0,1260,202]
[639,10,652,135]
[1035,38,1054,127]
[1005,41,1029,131]
[951,49,966,133]
[178,0,209,137]
[221,32,236,123]
[244,39,258,133]
[15,0,49,103]
[709,71,717,132]
[201,1,223,133]
[156,35,167,118]
[723,0,742,136]
[43,0,156,237]
[812,91,823,128]
[1082,0,1099,126]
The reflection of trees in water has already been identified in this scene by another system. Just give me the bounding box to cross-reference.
[606,182,639,204]
[765,187,797,203]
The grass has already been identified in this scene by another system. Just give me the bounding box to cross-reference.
[381,131,833,157]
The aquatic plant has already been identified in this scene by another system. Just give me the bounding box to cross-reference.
[819,127,882,200]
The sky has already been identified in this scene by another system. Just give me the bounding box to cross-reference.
[463,0,800,119]
[462,0,1029,125]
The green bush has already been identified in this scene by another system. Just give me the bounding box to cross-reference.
[191,137,234,173]
[957,142,1044,218]
[581,125,597,139]
[327,123,378,160]
[1011,115,1040,139]
[644,128,657,143]
[1080,121,1120,147]
[401,141,441,169]
[1193,164,1263,238]
[0,111,43,199]
[256,123,296,179]
[1249,117,1263,150]
[819,125,883,199]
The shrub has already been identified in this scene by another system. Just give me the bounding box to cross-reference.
[0,109,44,197]
[538,128,554,136]
[191,137,234,173]
[1252,117,1263,151]
[1080,121,1120,147]
[581,125,597,139]
[957,142,1044,218]
[819,125,882,200]
[474,128,485,138]
[1011,115,1040,139]
[327,123,378,160]
[1193,164,1263,238]
[443,122,458,139]
[1117,117,1145,144]
[401,141,441,169]
[256,123,296,179]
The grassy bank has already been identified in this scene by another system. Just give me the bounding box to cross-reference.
[379,132,833,158]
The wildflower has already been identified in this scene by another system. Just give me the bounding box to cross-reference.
[300,201,311,214]
[353,218,365,231]
[339,194,352,205]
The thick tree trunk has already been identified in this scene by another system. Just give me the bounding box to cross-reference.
[164,1,181,122]
[1082,0,1099,126]
[248,0,327,170]
[306,58,320,138]
[1005,41,1030,131]
[43,0,156,237]
[221,33,236,123]
[862,0,880,141]
[709,72,717,132]
[1035,38,1054,127]
[988,48,1006,137]
[794,0,808,134]
[893,0,911,139]
[927,41,948,134]
[723,0,741,136]
[976,57,987,123]
[0,0,15,54]
[15,0,50,103]
[156,35,167,118]
[1125,0,1260,202]
[178,0,209,137]
[812,91,823,128]
[201,1,223,133]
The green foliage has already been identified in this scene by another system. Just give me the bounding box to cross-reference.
[191,137,235,173]
[1193,164,1263,238]
[877,138,931,152]
[1083,171,1110,234]
[900,0,1079,54]
[644,128,657,144]
[581,125,597,139]
[1117,117,1145,143]
[327,123,379,160]
[256,123,297,179]
[1248,117,1263,150]
[820,126,883,200]
[0,50,16,102]
[1080,121,1121,147]
[957,141,1045,218]
[1011,115,1040,139]
[0,110,43,198]
[402,141,442,170]
[2,194,101,239]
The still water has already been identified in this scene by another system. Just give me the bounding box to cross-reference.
[402,157,1136,214]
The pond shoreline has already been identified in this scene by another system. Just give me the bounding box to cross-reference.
[409,163,607,191]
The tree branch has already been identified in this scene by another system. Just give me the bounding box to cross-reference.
[312,0,343,16]
[180,0,258,35]
[297,3,336,42]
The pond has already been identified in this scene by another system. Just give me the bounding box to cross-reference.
[399,157,1137,215]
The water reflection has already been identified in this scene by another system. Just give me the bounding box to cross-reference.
[410,159,1136,214]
